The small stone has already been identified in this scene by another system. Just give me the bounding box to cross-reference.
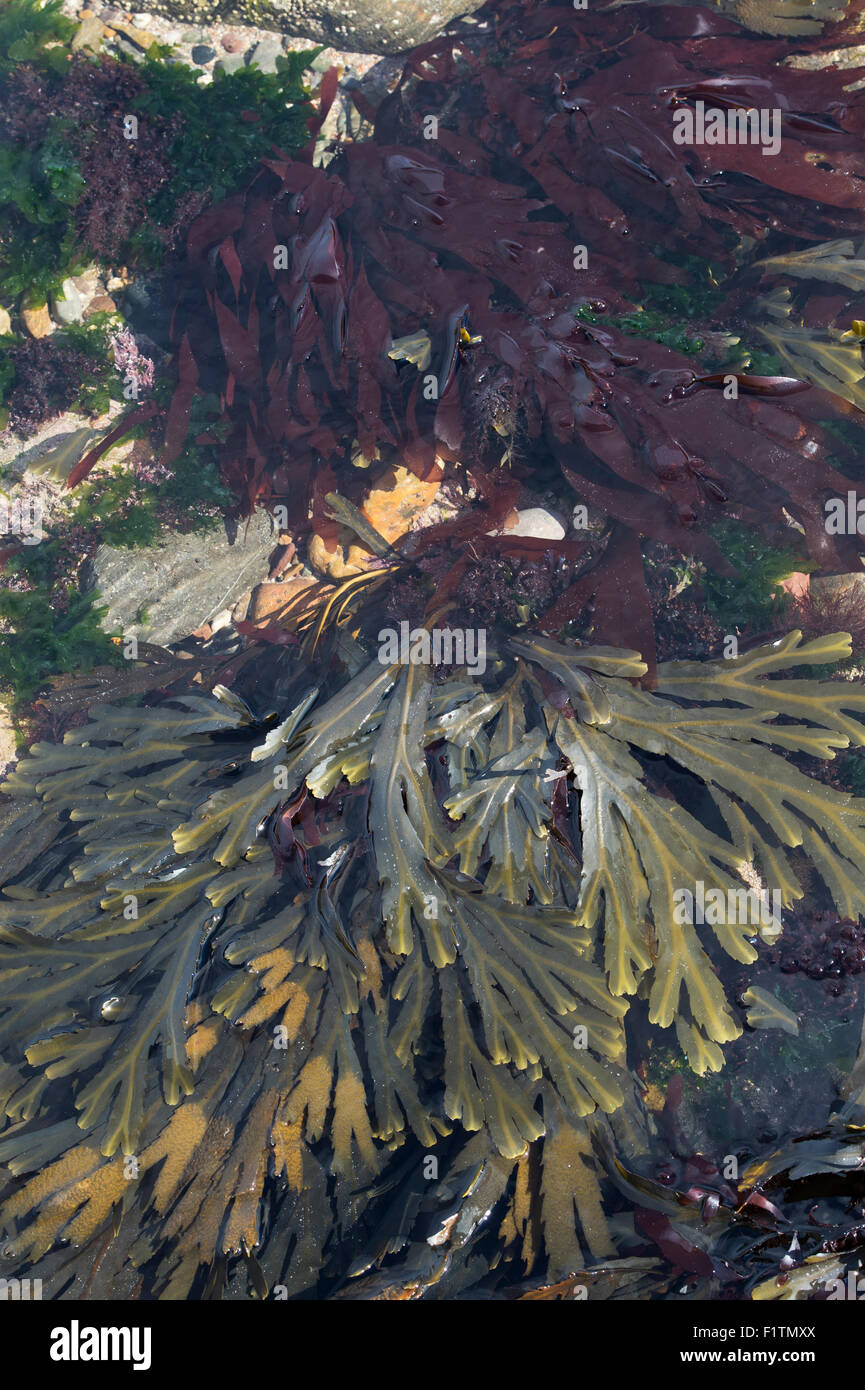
[246,37,285,75]
[78,8,96,17]
[179,27,202,42]
[779,571,810,601]
[99,7,123,19]
[250,575,323,623]
[221,33,245,52]
[20,301,53,339]
[84,294,117,317]
[50,278,84,326]
[811,572,865,603]
[490,507,566,541]
[310,48,339,73]
[191,44,216,64]
[71,15,106,51]
[108,21,161,52]
[360,464,442,546]
[70,265,100,301]
[0,306,11,337]
[214,52,245,75]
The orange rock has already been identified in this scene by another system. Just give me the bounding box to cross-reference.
[250,575,328,626]
[778,571,810,601]
[307,462,443,579]
[21,301,53,339]
[307,531,366,580]
[360,463,443,546]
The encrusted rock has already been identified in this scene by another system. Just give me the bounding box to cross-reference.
[141,1,485,55]
[86,510,277,645]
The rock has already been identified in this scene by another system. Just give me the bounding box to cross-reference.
[71,265,100,301]
[221,32,246,52]
[490,507,566,541]
[50,278,85,327]
[20,301,53,339]
[779,571,811,601]
[250,574,323,623]
[84,294,117,318]
[0,705,17,783]
[72,15,106,50]
[99,7,123,20]
[191,43,216,63]
[0,306,11,337]
[86,511,277,646]
[144,1,485,55]
[360,463,442,545]
[107,20,162,51]
[119,276,170,347]
[214,52,245,75]
[308,464,442,580]
[246,37,284,73]
[811,571,865,604]
[307,531,364,580]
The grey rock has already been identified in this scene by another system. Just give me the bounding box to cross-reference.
[143,1,485,56]
[86,511,277,646]
[50,278,84,327]
[192,43,217,62]
[214,52,246,74]
[246,37,285,73]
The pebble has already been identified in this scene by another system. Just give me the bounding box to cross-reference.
[214,53,245,76]
[84,294,117,317]
[21,302,53,340]
[490,507,566,541]
[71,15,106,51]
[191,44,216,64]
[246,37,285,75]
[0,306,11,337]
[108,21,159,48]
[50,279,85,327]
[221,33,246,53]
[99,6,122,20]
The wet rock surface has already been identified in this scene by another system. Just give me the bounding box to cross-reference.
[139,0,484,54]
[85,509,277,645]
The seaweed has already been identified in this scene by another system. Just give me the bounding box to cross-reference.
[1,625,864,1293]
[166,0,865,661]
